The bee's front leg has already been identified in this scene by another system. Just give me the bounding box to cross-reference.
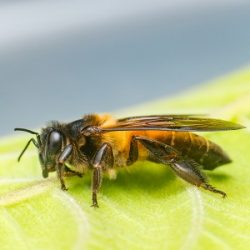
[91,143,114,208]
[63,165,83,178]
[57,144,73,191]
[56,163,67,190]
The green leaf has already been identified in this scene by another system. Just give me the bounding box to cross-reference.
[1,68,250,250]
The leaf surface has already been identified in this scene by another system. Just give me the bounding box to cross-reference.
[1,68,250,250]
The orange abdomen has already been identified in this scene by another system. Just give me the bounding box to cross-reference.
[141,131,231,170]
[126,131,231,170]
[104,130,231,170]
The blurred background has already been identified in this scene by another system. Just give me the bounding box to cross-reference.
[0,0,250,136]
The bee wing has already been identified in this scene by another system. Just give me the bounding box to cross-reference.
[101,115,244,132]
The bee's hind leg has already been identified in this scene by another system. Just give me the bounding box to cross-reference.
[133,136,226,198]
[171,159,226,197]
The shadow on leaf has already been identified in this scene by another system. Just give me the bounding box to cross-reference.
[68,162,186,200]
[207,171,232,182]
[67,161,233,203]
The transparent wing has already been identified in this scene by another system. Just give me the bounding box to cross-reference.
[101,115,244,132]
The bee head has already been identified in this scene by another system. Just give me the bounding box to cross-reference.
[15,124,65,178]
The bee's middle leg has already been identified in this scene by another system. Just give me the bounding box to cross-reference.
[91,143,114,207]
[127,136,139,166]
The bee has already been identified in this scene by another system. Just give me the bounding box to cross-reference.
[15,114,244,207]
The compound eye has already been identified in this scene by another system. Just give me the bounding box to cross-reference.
[48,131,62,153]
